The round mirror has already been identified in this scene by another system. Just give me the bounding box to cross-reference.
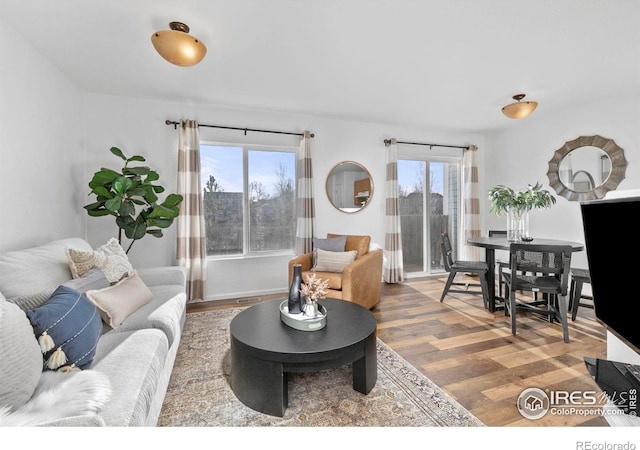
[326,161,373,213]
[547,135,627,201]
[558,146,608,193]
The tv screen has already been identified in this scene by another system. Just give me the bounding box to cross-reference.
[580,196,640,354]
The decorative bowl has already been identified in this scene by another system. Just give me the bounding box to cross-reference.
[520,236,534,242]
[279,300,327,331]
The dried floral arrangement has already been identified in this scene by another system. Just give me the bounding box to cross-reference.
[300,273,330,302]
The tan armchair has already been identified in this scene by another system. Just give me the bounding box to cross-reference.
[288,234,383,310]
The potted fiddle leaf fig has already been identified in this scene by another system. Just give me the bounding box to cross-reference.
[488,182,556,241]
[84,147,183,253]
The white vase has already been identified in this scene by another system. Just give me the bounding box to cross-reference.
[303,300,320,318]
[507,209,530,242]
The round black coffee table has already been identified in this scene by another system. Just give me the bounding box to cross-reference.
[230,298,377,417]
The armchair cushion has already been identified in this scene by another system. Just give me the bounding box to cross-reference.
[312,235,347,266]
[313,249,357,273]
[327,234,370,258]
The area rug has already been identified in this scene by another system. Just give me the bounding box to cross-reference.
[158,307,484,427]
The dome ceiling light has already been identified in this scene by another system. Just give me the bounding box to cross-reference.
[501,93,538,119]
[151,21,206,67]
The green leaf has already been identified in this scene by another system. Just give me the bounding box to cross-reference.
[124,217,147,240]
[147,218,173,228]
[87,209,113,217]
[89,169,119,187]
[146,171,160,182]
[152,185,165,194]
[113,177,133,195]
[127,187,148,198]
[148,204,179,219]
[125,166,151,176]
[110,147,127,160]
[118,200,136,217]
[147,229,164,238]
[90,186,113,198]
[105,197,121,212]
[162,194,183,208]
[127,155,146,163]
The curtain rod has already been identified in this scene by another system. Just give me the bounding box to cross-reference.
[383,138,468,150]
[165,120,314,138]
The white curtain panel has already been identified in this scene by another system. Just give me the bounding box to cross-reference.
[462,144,482,260]
[177,119,207,301]
[295,131,316,255]
[383,138,404,283]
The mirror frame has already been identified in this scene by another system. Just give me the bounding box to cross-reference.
[325,161,373,213]
[546,135,627,202]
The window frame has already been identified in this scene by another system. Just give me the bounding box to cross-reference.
[200,140,298,260]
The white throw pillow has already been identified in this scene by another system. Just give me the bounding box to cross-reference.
[313,249,358,273]
[67,238,133,283]
[85,271,152,328]
[0,301,43,410]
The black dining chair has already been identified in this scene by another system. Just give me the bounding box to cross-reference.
[568,267,594,321]
[488,230,508,298]
[502,243,573,343]
[440,233,490,309]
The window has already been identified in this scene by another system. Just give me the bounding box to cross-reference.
[398,157,461,275]
[200,143,297,257]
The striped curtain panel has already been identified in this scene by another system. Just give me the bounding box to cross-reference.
[383,138,404,283]
[294,131,316,255]
[462,144,482,260]
[177,119,207,301]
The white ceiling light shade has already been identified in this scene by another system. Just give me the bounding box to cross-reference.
[501,94,538,119]
[151,22,206,67]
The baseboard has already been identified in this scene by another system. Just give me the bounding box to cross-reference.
[203,287,287,302]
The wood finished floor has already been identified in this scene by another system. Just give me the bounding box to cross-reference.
[187,275,609,427]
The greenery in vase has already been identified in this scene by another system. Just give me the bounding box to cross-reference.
[84,147,184,253]
[488,182,556,215]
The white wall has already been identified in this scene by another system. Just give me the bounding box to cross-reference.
[82,94,484,300]
[484,95,640,269]
[0,15,85,252]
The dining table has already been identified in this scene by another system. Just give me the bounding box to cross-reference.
[467,236,584,312]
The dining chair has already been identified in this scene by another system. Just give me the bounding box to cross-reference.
[440,233,490,309]
[488,230,508,298]
[502,243,573,343]
[568,267,594,321]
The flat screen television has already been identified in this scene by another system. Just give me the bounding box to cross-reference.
[580,195,640,354]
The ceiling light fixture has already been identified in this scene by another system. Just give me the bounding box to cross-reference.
[501,94,538,119]
[151,21,207,67]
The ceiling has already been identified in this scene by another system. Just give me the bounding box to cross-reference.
[1,0,639,133]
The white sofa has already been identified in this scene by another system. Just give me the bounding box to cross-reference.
[0,238,187,426]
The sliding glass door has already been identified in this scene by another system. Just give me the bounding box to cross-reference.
[398,158,461,276]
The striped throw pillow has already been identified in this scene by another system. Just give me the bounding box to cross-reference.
[313,249,357,273]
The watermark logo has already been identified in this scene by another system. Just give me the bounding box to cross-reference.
[517,387,637,419]
[517,387,550,419]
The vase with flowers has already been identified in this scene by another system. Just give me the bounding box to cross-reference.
[300,273,330,318]
[488,182,556,241]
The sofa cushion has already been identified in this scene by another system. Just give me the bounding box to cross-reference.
[27,286,103,371]
[313,249,357,273]
[0,301,42,410]
[67,238,133,283]
[0,238,92,300]
[105,287,186,347]
[86,271,152,328]
[7,268,110,312]
[91,329,169,426]
[327,234,371,258]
